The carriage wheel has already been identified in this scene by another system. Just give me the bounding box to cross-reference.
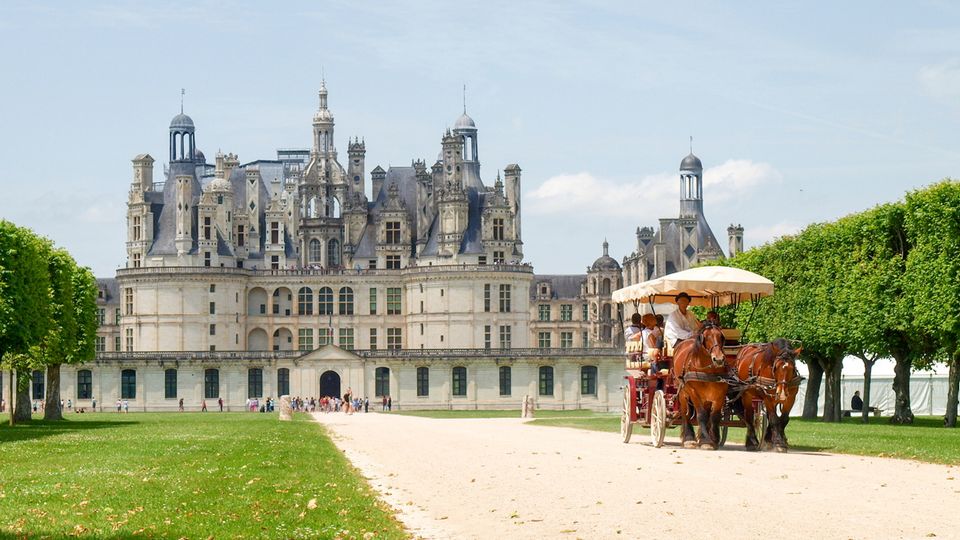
[718,426,728,448]
[620,384,633,443]
[650,390,666,448]
[754,406,769,449]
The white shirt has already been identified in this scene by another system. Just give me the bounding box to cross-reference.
[665,309,700,344]
[624,324,643,341]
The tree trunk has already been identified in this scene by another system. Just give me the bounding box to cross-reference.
[821,355,843,422]
[946,360,959,428]
[861,359,875,424]
[7,369,13,426]
[13,369,32,423]
[44,363,63,421]
[890,348,914,425]
[802,360,823,419]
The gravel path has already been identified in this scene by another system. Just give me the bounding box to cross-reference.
[312,412,960,539]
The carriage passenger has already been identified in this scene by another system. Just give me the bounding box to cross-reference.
[706,310,721,327]
[624,313,643,342]
[640,314,662,373]
[665,292,701,350]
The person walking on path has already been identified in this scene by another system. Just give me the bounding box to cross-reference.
[178,398,184,412]
[116,398,121,413]
[382,396,387,411]
[201,399,207,412]
[387,396,392,411]
[218,397,224,412]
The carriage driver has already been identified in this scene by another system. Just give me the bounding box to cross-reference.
[664,292,701,349]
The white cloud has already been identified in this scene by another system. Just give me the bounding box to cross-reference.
[526,159,781,218]
[919,60,960,102]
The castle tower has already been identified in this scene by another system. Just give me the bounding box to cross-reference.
[437,130,469,257]
[679,151,703,218]
[503,163,522,258]
[169,113,195,163]
[174,174,193,257]
[728,224,744,257]
[312,81,335,158]
[127,154,155,268]
[347,138,365,196]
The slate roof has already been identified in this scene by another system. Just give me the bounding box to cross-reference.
[530,274,586,300]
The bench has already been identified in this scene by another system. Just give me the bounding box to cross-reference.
[842,408,882,418]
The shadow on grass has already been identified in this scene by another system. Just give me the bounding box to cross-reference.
[0,417,138,444]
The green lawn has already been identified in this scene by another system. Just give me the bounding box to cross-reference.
[527,414,960,465]
[392,409,599,419]
[0,412,406,539]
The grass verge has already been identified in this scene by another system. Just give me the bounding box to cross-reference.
[392,409,599,419]
[527,414,960,465]
[0,412,406,539]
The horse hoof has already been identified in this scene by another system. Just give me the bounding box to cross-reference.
[699,443,717,451]
[682,441,699,449]
[745,444,760,452]
[774,445,788,453]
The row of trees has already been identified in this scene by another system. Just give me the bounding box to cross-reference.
[0,220,99,425]
[721,181,960,426]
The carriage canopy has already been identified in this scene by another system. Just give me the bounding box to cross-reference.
[611,266,774,308]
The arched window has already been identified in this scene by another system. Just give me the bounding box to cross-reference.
[318,287,334,315]
[329,197,341,218]
[298,287,313,315]
[375,367,390,397]
[309,239,322,262]
[248,368,263,398]
[602,278,611,295]
[121,369,136,399]
[452,366,467,397]
[164,369,177,399]
[338,287,354,315]
[581,365,598,396]
[327,238,340,267]
[77,369,92,400]
[416,367,429,397]
[31,370,44,400]
[602,303,612,321]
[277,368,290,396]
[204,369,220,399]
[538,366,554,396]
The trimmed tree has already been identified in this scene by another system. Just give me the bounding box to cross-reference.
[40,248,78,421]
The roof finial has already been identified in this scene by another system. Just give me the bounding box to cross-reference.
[603,238,609,256]
[689,135,693,154]
[463,83,467,114]
[321,65,325,84]
[181,88,185,114]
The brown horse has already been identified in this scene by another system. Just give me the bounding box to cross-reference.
[732,339,802,452]
[672,323,728,450]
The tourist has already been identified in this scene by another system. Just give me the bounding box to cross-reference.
[623,313,643,341]
[382,395,387,411]
[387,396,392,411]
[218,397,223,412]
[706,310,721,327]
[201,399,207,412]
[852,390,863,411]
[122,399,129,413]
[665,292,701,349]
[178,398,184,412]
[67,399,72,410]
[116,398,122,412]
[641,314,661,370]
[364,397,369,413]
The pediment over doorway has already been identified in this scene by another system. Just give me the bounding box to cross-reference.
[296,344,364,364]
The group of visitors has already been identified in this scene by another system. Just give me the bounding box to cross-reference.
[245,397,275,412]
[624,292,727,374]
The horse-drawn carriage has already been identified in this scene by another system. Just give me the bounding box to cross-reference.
[612,266,802,451]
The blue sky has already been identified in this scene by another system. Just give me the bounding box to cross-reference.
[1,1,959,277]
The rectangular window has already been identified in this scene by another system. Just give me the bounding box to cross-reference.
[538,304,551,321]
[125,328,133,351]
[115,308,121,325]
[452,367,467,397]
[132,215,141,241]
[369,288,377,315]
[385,221,401,244]
[386,288,402,315]
[99,308,106,325]
[209,323,216,336]
[492,217,504,240]
[375,367,390,397]
[369,328,378,350]
[318,328,331,346]
[484,325,491,350]
[204,252,211,267]
[339,328,354,351]
[369,260,377,269]
[560,304,573,321]
[561,331,573,348]
[582,331,589,348]
[124,287,133,315]
[164,369,177,399]
[203,216,211,240]
[499,366,511,396]
[539,367,554,396]
[248,368,263,399]
[386,255,401,270]
[499,325,511,350]
[237,225,245,247]
[581,366,598,396]
[209,284,216,293]
[277,368,290,397]
[209,301,216,315]
[387,327,402,350]
[77,370,92,400]
[121,369,136,399]
[582,303,588,321]
[132,253,141,268]
[298,328,314,351]
[204,369,220,399]
[538,331,551,349]
[483,284,491,312]
[478,255,486,265]
[416,367,429,397]
[493,251,505,264]
[115,336,121,352]
[270,222,279,245]
[498,284,511,313]
[95,336,106,353]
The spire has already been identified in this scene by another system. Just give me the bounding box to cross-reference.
[180,88,185,114]
[463,83,467,114]
[603,238,609,256]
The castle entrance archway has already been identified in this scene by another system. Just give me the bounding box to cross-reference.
[320,370,341,398]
